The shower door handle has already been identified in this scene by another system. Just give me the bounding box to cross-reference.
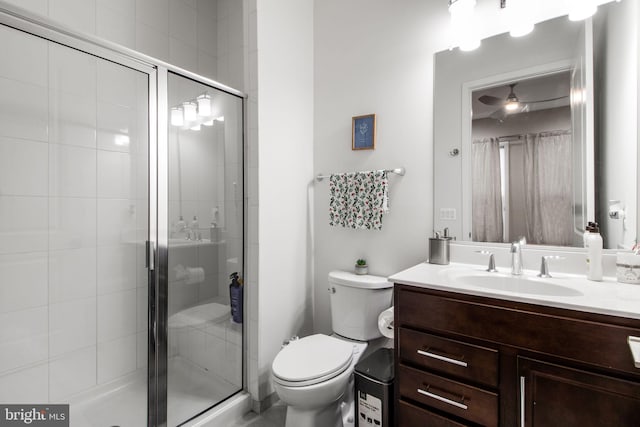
[146,240,155,271]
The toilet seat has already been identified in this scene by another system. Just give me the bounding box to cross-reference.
[272,334,354,387]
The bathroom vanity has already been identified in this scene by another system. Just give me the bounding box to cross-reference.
[390,263,640,426]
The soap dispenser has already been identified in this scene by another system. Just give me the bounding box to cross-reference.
[585,222,603,281]
[229,272,243,323]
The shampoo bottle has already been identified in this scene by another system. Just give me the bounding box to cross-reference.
[229,272,243,323]
[586,222,603,281]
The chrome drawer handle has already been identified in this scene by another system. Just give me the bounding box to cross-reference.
[629,336,640,368]
[520,376,526,427]
[417,387,468,410]
[417,349,468,368]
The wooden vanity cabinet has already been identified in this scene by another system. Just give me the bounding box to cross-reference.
[394,284,640,427]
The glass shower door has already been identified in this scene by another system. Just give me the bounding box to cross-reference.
[0,23,150,427]
[165,72,244,426]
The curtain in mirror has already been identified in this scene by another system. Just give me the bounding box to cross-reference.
[472,138,504,242]
[523,131,573,245]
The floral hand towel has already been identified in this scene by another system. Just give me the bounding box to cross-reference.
[329,170,389,230]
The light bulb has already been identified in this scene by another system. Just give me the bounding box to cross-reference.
[197,94,211,117]
[568,0,597,21]
[505,101,520,111]
[183,102,197,122]
[507,0,534,38]
[190,124,201,131]
[170,107,184,126]
[459,37,481,51]
[510,22,534,38]
[203,119,214,126]
[449,0,480,52]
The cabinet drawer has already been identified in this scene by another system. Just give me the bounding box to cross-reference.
[398,400,470,427]
[399,365,498,426]
[397,287,640,376]
[399,327,499,388]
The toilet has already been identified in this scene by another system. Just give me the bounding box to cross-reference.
[271,271,393,427]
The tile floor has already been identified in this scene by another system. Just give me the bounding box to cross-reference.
[230,402,287,427]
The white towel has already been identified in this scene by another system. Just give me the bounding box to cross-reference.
[329,170,389,230]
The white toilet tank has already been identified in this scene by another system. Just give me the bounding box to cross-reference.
[328,271,393,341]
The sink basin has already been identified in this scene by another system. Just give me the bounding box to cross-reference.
[443,271,583,297]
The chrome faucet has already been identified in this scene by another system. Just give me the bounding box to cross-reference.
[510,236,526,275]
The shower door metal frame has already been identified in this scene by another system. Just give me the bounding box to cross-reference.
[0,3,247,426]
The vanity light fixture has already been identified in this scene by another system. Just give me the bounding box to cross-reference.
[449,0,481,51]
[197,93,211,116]
[170,106,184,126]
[183,101,197,122]
[170,93,221,130]
[568,0,597,21]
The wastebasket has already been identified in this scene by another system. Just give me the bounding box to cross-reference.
[354,347,394,427]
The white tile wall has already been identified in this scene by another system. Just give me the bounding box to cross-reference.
[49,197,97,250]
[97,102,137,153]
[49,247,97,303]
[49,346,97,401]
[49,0,96,35]
[97,333,137,384]
[0,78,49,142]
[0,196,48,255]
[0,25,48,86]
[97,289,137,343]
[0,363,49,403]
[49,90,98,148]
[49,144,97,198]
[96,3,136,49]
[97,245,137,294]
[0,138,48,196]
[49,297,97,356]
[0,252,48,313]
[0,307,48,374]
[97,151,134,199]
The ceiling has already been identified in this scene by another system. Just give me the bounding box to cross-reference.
[472,70,571,120]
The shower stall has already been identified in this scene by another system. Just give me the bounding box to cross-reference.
[0,6,244,427]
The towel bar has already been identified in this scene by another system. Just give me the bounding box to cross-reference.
[316,167,405,182]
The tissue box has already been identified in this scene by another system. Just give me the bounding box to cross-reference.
[616,252,640,284]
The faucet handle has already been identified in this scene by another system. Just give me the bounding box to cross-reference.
[538,255,564,278]
[476,250,498,273]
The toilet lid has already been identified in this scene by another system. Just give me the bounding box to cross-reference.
[272,334,354,385]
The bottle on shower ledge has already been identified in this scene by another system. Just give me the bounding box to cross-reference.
[175,215,186,233]
[190,215,199,232]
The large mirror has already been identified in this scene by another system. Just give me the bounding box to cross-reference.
[433,0,638,249]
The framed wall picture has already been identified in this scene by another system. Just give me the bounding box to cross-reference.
[352,114,376,150]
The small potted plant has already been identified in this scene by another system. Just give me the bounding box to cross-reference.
[355,258,368,275]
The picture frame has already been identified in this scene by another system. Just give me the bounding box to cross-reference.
[352,114,376,150]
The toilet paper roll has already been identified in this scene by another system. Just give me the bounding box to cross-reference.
[378,306,394,339]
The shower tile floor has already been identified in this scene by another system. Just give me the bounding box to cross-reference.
[69,357,238,427]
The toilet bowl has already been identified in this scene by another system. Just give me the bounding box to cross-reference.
[272,334,367,427]
[271,271,393,427]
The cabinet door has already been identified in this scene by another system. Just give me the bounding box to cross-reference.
[519,357,640,427]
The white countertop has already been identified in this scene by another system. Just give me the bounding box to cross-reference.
[389,262,640,320]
